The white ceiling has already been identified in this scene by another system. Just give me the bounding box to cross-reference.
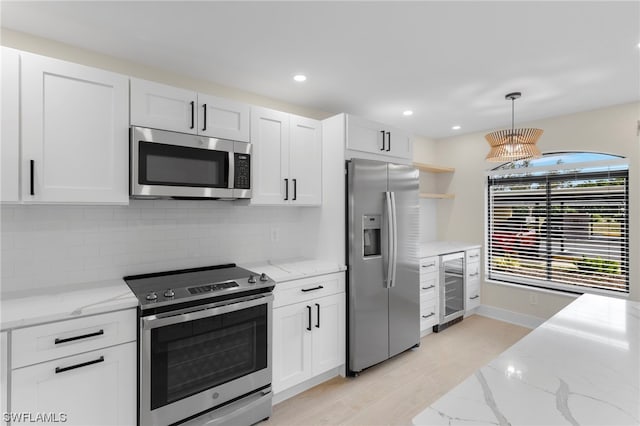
[2,1,639,139]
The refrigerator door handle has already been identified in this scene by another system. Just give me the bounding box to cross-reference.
[384,191,394,288]
[390,191,398,287]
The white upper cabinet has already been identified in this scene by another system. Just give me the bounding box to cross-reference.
[1,47,20,203]
[197,93,251,141]
[21,52,129,204]
[250,107,322,206]
[130,78,197,134]
[130,78,250,142]
[346,114,413,162]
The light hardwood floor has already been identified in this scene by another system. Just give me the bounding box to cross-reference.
[265,315,531,426]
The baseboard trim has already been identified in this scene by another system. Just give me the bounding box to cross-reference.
[475,304,545,329]
[272,367,342,405]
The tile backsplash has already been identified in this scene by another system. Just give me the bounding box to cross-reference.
[1,200,318,294]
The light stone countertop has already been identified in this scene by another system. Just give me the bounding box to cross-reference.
[412,293,640,425]
[420,241,481,258]
[241,258,346,283]
[0,279,137,331]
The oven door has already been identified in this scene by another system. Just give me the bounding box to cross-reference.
[131,126,235,199]
[140,293,273,426]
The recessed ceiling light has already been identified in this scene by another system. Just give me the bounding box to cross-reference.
[293,74,307,82]
[452,125,461,130]
[403,110,413,116]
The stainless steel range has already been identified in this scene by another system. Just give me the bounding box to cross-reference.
[124,264,275,426]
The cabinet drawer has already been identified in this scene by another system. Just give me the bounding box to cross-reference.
[467,283,481,310]
[12,309,136,369]
[274,272,345,308]
[420,301,437,330]
[466,261,480,279]
[419,276,437,299]
[466,248,481,263]
[420,257,438,274]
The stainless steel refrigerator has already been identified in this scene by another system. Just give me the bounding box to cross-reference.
[346,158,420,375]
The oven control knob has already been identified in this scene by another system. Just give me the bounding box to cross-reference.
[260,273,269,282]
[146,292,158,301]
[248,274,257,284]
[164,289,175,298]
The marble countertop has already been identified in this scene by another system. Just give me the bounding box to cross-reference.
[241,258,346,283]
[1,279,137,331]
[420,241,481,258]
[413,294,640,425]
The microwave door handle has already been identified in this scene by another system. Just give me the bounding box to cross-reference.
[228,152,235,189]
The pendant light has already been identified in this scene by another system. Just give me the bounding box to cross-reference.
[485,92,543,162]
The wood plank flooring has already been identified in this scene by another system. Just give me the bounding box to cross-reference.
[265,315,531,426]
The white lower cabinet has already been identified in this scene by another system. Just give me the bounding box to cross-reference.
[9,309,136,425]
[272,273,345,395]
[11,343,135,426]
[465,248,482,313]
[419,256,439,334]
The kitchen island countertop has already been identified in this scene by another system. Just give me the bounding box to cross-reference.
[412,293,640,425]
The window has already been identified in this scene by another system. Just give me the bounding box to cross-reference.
[486,152,629,294]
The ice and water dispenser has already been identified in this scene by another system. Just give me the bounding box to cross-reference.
[362,215,381,257]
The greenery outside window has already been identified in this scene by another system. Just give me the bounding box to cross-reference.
[486,152,629,294]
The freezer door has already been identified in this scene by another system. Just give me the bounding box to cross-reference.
[387,163,420,357]
[347,159,390,372]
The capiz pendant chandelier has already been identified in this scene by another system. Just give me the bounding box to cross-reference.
[485,92,543,162]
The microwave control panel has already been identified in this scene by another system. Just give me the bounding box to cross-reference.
[234,154,251,189]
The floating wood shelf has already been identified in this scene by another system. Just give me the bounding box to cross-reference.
[413,162,455,173]
[419,192,455,199]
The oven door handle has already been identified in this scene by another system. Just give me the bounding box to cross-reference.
[142,293,273,330]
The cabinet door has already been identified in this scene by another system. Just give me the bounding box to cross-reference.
[1,47,20,202]
[272,302,313,394]
[387,127,413,160]
[346,114,385,154]
[250,107,289,205]
[197,94,250,142]
[289,115,322,205]
[21,53,129,204]
[311,293,345,375]
[11,342,135,426]
[130,77,197,134]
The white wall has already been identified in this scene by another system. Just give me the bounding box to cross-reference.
[413,135,440,242]
[432,102,640,318]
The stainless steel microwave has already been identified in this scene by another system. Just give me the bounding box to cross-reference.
[130,126,251,199]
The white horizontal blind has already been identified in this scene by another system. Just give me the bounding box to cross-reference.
[487,168,629,294]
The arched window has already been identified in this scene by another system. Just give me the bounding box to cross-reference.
[486,152,629,294]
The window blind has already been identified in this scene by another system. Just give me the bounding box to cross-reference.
[487,169,629,294]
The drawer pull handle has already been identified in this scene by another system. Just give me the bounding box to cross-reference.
[422,313,435,319]
[301,285,324,293]
[422,263,435,268]
[470,295,480,300]
[469,254,479,258]
[469,272,479,277]
[55,356,104,374]
[421,285,435,290]
[55,329,104,345]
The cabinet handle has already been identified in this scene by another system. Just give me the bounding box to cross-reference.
[380,130,386,151]
[470,295,480,300]
[386,131,391,152]
[469,272,479,277]
[422,313,435,319]
[55,356,104,374]
[284,178,289,200]
[202,103,207,131]
[469,254,479,258]
[422,263,435,268]
[301,285,324,293]
[292,178,297,201]
[190,101,195,129]
[54,329,104,345]
[30,160,35,195]
[315,303,320,328]
[421,285,435,290]
[306,305,312,331]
